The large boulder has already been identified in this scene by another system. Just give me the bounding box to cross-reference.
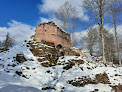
[16,54,27,63]
[95,72,109,84]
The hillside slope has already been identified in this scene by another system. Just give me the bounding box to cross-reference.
[0,41,122,92]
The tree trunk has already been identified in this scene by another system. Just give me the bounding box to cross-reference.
[64,21,66,31]
[100,0,107,64]
[114,18,121,66]
[90,47,93,56]
[71,21,75,47]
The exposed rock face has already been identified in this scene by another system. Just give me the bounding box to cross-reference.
[95,72,109,84]
[28,41,80,58]
[34,21,71,48]
[67,77,98,87]
[67,72,109,88]
[16,54,27,63]
[63,62,75,70]
[64,48,80,56]
[72,48,87,58]
[110,84,122,92]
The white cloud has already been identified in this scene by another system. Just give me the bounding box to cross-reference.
[39,17,63,27]
[73,24,122,41]
[40,17,51,23]
[0,27,8,41]
[0,20,35,44]
[38,0,89,21]
[38,0,64,13]
[73,30,88,40]
[104,25,122,40]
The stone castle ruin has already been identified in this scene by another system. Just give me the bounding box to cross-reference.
[34,21,87,57]
[34,21,71,49]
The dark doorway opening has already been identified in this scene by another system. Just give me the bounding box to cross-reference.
[56,44,62,50]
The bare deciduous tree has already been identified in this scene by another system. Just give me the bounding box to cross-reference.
[87,28,98,56]
[104,30,115,64]
[0,41,2,47]
[109,0,121,65]
[55,2,72,31]
[0,41,3,51]
[83,0,114,64]
[69,7,79,47]
[55,1,79,47]
[82,28,98,56]
[71,39,78,47]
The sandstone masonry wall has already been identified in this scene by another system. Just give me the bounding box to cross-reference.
[34,21,71,48]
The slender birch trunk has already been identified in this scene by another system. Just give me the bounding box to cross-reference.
[100,0,107,64]
[114,18,121,66]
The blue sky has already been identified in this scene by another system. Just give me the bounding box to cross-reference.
[0,0,122,27]
[0,0,122,44]
[0,0,91,28]
[0,0,42,27]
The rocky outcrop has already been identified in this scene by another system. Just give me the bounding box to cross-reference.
[67,72,109,87]
[28,41,80,57]
[110,84,122,92]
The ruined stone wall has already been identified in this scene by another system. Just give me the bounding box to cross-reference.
[34,22,71,48]
[72,48,88,58]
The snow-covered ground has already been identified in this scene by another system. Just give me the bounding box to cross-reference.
[0,42,122,92]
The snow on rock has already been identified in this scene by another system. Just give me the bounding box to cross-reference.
[0,42,122,92]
